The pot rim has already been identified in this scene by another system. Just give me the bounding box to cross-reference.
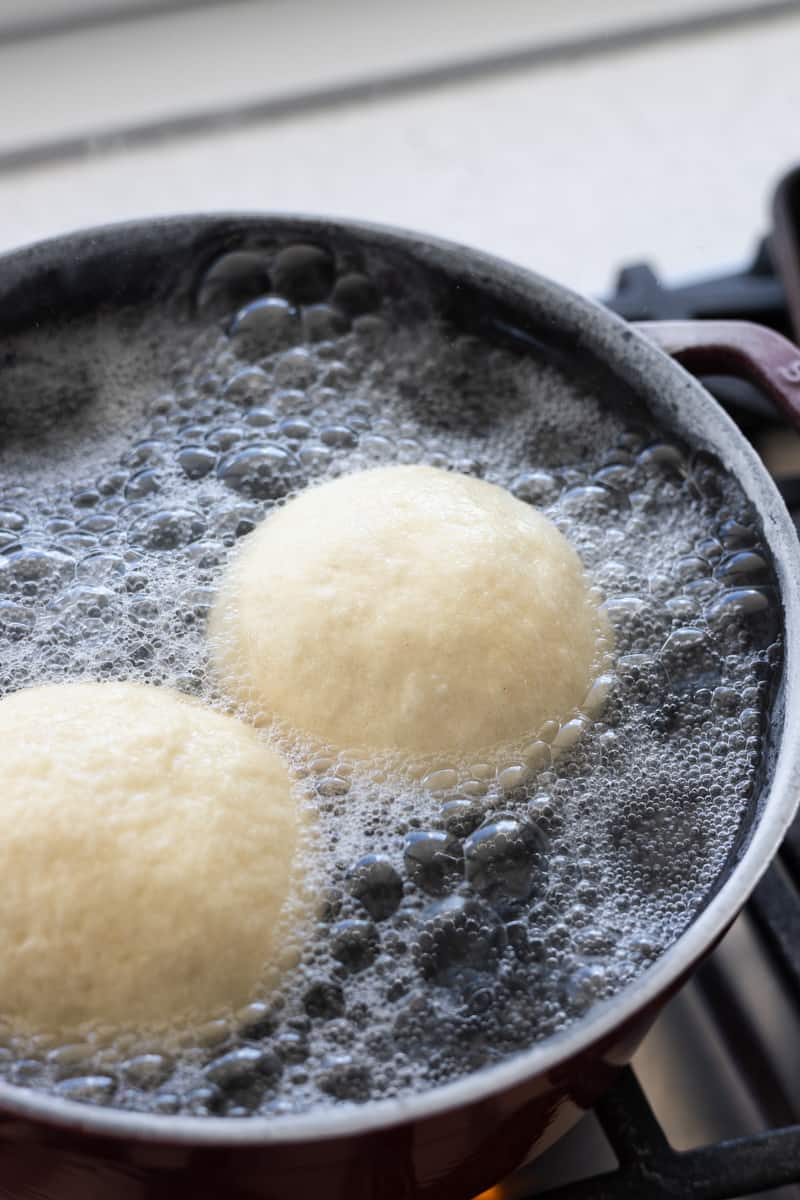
[1,212,799,1146]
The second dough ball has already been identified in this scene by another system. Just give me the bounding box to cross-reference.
[210,465,608,759]
[0,682,303,1034]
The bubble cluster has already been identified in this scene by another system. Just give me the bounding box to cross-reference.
[0,237,782,1118]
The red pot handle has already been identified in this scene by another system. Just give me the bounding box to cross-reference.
[633,319,800,433]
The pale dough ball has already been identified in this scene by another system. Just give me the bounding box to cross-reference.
[210,465,608,758]
[0,682,302,1033]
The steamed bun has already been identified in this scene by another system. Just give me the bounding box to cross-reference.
[210,465,608,759]
[0,681,302,1033]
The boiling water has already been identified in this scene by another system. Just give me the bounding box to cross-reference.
[0,240,782,1116]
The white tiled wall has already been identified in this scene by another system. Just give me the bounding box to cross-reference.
[0,1,799,296]
[0,0,785,154]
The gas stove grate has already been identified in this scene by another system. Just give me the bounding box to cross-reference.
[537,1066,800,1199]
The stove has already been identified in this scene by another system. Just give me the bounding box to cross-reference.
[475,200,800,1200]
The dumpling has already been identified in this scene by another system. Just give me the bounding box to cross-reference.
[209,465,608,760]
[0,681,304,1033]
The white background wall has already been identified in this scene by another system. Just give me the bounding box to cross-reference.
[0,0,798,295]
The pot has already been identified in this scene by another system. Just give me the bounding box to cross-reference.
[0,215,799,1200]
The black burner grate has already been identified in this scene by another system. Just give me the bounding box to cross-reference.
[537,1067,800,1200]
